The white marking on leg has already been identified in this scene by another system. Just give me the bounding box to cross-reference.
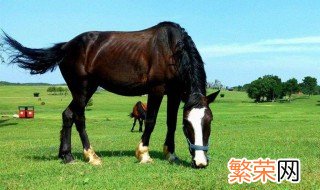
[135,141,153,163]
[187,107,208,166]
[83,146,102,165]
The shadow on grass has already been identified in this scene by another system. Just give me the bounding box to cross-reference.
[0,119,18,128]
[26,150,191,168]
[26,155,59,161]
[129,130,143,133]
[74,150,191,168]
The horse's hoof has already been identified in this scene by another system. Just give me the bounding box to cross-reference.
[84,146,102,166]
[140,156,153,164]
[167,153,179,163]
[89,157,102,166]
[136,141,153,164]
[163,145,179,163]
[59,153,75,164]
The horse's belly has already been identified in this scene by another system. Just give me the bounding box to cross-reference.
[99,81,149,96]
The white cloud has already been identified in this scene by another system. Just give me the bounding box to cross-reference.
[259,36,320,45]
[199,36,320,57]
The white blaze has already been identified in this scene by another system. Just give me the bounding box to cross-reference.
[187,107,207,166]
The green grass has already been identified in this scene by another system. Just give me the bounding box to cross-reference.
[0,86,319,189]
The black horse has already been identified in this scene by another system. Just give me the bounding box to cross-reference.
[3,22,220,168]
[129,101,147,132]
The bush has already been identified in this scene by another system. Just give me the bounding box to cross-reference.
[220,94,225,98]
[47,86,69,95]
[86,98,93,109]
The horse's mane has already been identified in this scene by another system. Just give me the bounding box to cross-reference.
[156,22,207,109]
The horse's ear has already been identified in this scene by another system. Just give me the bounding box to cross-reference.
[207,90,220,104]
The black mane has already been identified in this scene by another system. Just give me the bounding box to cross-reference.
[158,22,207,108]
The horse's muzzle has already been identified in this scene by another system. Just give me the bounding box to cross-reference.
[191,159,208,169]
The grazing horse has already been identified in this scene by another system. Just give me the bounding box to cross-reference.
[3,22,220,168]
[129,101,147,132]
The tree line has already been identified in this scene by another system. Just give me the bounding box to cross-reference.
[47,86,69,95]
[0,81,53,86]
[244,75,318,102]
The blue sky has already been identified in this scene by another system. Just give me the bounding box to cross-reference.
[1,1,320,86]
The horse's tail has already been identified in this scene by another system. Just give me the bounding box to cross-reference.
[129,112,134,118]
[3,32,66,74]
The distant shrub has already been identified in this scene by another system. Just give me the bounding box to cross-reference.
[86,98,93,109]
[47,86,69,95]
[33,92,40,97]
[41,102,45,105]
[220,94,225,98]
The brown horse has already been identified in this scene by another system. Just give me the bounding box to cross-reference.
[129,101,147,132]
[3,22,220,168]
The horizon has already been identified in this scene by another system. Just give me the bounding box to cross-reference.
[1,1,319,86]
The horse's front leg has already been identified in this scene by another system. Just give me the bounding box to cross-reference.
[74,108,101,166]
[136,91,164,163]
[163,93,181,163]
[73,84,101,165]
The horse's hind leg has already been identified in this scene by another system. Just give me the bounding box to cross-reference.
[131,118,137,132]
[59,103,75,163]
[163,93,181,163]
[138,119,143,132]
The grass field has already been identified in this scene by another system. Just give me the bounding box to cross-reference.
[0,85,319,189]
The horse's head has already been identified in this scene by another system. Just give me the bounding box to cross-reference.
[183,90,220,168]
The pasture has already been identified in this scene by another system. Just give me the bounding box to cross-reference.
[0,85,319,189]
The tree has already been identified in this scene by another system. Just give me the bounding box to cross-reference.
[47,86,69,95]
[246,75,284,102]
[316,85,320,95]
[242,84,251,92]
[63,87,69,96]
[213,79,223,90]
[47,86,56,94]
[233,85,244,91]
[263,75,283,101]
[57,87,64,95]
[283,78,299,100]
[300,76,317,96]
[247,78,264,102]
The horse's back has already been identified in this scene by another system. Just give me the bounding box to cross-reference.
[59,23,183,96]
[131,101,147,119]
